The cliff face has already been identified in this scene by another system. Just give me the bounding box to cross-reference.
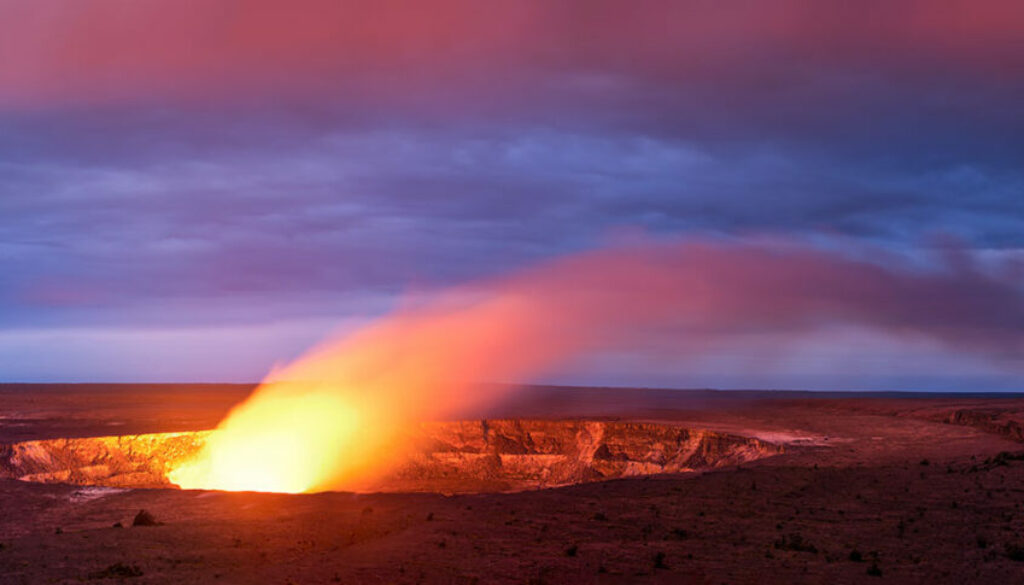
[0,420,780,493]
[397,420,781,492]
[944,410,1024,442]
[0,432,210,488]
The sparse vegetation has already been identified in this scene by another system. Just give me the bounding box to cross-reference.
[88,563,143,579]
[653,551,668,569]
[975,451,1024,471]
[1004,543,1024,561]
[866,563,883,577]
[773,533,817,554]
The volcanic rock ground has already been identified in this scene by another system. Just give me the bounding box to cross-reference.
[2,384,1024,584]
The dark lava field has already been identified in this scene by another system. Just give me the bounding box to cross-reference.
[2,384,1024,584]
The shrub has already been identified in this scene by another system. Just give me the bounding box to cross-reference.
[1005,543,1024,561]
[773,533,817,554]
[88,563,143,579]
[670,528,688,540]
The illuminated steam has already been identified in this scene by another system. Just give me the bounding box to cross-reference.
[169,239,1024,492]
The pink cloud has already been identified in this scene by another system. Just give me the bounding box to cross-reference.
[2,1,1023,108]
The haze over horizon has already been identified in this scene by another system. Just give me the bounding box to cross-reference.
[2,1,1023,390]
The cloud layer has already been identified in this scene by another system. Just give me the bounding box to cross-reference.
[1,2,1022,387]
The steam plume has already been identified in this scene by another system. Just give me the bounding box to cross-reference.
[169,239,1024,492]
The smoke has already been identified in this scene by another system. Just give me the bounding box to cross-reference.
[169,238,1024,492]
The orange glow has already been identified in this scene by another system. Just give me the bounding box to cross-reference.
[167,293,568,492]
[167,386,362,493]
[167,240,1022,493]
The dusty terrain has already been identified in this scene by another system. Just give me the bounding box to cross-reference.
[2,384,1024,584]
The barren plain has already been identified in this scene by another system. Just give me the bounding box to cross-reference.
[2,384,1024,584]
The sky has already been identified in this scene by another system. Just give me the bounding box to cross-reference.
[1,1,1023,389]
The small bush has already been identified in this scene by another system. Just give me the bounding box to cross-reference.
[565,545,578,557]
[984,451,1024,469]
[849,549,863,562]
[866,563,882,577]
[88,563,143,579]
[773,533,817,554]
[1005,543,1024,561]
[653,551,668,569]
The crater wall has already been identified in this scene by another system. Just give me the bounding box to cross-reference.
[0,420,781,493]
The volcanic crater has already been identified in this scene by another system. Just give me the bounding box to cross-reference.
[0,419,781,493]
